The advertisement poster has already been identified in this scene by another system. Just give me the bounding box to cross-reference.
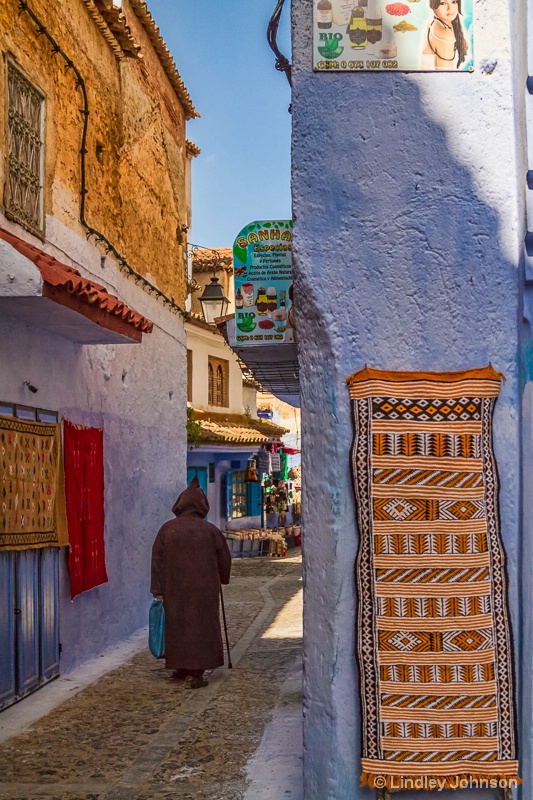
[313,0,474,72]
[232,220,294,347]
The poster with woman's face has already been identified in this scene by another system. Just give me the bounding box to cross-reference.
[313,0,474,72]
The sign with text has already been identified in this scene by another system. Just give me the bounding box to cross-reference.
[231,220,294,347]
[313,0,474,72]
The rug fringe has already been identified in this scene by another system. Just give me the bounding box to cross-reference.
[360,772,522,790]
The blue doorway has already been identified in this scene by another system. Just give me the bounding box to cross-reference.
[186,467,208,495]
[0,548,60,711]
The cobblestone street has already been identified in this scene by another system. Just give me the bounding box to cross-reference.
[0,553,303,800]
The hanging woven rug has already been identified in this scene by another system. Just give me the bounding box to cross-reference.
[347,367,519,789]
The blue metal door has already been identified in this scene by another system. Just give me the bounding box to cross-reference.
[15,550,40,697]
[0,548,60,711]
[0,553,15,709]
[40,548,60,682]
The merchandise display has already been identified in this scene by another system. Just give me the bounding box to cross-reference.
[224,525,301,558]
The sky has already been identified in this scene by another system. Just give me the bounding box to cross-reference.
[146,0,292,249]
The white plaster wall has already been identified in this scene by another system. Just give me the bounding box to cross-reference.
[186,322,247,415]
[0,216,187,674]
[258,392,301,451]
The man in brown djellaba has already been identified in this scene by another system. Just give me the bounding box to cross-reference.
[151,477,232,689]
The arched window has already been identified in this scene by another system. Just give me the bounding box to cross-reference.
[208,357,229,407]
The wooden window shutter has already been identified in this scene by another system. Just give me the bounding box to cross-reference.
[187,349,193,403]
[208,357,229,408]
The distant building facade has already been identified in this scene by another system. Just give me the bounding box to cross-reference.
[186,249,287,533]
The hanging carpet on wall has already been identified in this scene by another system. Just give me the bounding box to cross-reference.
[64,421,108,599]
[0,415,68,551]
[347,366,519,789]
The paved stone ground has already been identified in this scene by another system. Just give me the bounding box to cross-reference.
[0,552,302,800]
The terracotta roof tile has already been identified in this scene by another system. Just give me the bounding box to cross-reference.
[128,0,199,119]
[186,139,201,158]
[191,410,288,446]
[0,227,153,336]
[199,421,270,445]
[192,248,233,273]
[82,0,141,59]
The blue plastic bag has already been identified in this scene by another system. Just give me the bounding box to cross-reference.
[148,598,166,659]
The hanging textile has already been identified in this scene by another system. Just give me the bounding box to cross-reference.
[280,452,289,481]
[347,366,519,789]
[257,448,271,476]
[0,415,67,551]
[64,421,108,599]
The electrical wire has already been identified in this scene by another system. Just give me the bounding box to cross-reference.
[267,0,292,87]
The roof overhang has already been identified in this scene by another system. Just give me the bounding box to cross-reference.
[216,316,300,408]
[0,228,153,344]
[189,408,288,448]
[189,444,261,455]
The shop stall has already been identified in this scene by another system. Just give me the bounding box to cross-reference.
[223,442,302,558]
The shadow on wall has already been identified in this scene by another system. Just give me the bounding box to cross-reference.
[292,70,524,800]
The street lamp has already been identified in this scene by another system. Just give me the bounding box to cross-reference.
[199,274,229,325]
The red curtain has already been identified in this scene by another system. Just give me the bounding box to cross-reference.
[64,422,108,599]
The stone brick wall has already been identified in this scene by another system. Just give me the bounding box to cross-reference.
[0,0,190,305]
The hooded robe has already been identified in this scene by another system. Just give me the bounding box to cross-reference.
[150,477,231,671]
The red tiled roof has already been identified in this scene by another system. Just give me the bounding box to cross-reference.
[198,420,271,446]
[186,139,201,158]
[0,227,153,340]
[190,410,288,447]
[82,0,141,60]
[192,248,233,273]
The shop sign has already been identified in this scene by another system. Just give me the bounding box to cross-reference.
[231,220,294,347]
[313,0,474,72]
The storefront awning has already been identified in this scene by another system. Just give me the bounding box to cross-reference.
[0,226,153,344]
[216,316,300,407]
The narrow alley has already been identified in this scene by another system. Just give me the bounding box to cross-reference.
[0,553,303,800]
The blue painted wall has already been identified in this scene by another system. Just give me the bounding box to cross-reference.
[291,1,528,797]
[187,449,262,531]
[0,301,187,676]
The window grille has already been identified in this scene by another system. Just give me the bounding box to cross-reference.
[0,402,57,423]
[208,357,229,407]
[6,63,45,236]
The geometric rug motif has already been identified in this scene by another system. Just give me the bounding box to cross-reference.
[0,415,68,550]
[348,367,519,788]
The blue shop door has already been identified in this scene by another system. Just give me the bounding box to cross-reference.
[16,551,40,696]
[187,467,208,495]
[0,553,16,709]
[247,481,263,523]
[40,548,60,682]
[0,548,60,711]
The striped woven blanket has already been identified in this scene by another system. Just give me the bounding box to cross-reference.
[348,367,519,789]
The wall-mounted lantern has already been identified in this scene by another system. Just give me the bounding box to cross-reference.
[199,274,229,325]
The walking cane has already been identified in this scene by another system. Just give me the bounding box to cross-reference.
[220,586,233,669]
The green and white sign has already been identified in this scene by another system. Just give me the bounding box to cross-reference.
[232,220,294,347]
